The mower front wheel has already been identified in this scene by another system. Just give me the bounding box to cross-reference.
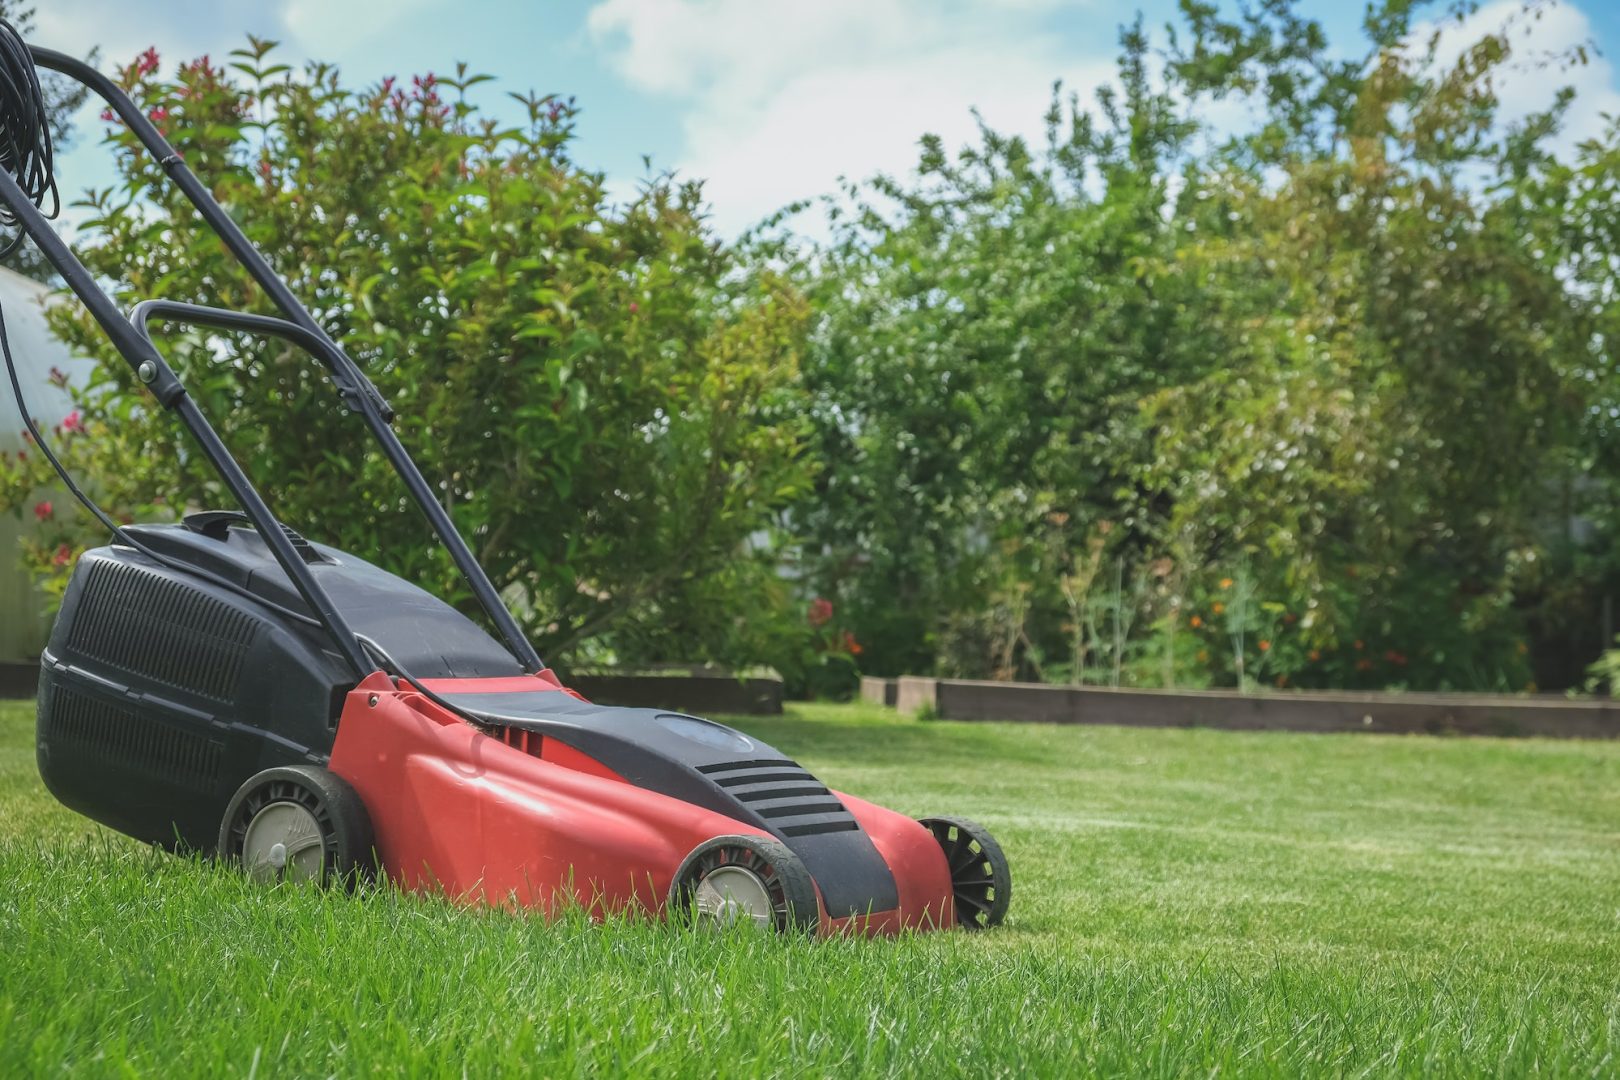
[670,835,820,934]
[920,816,1010,930]
[219,765,374,887]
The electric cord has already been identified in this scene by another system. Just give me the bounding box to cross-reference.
[356,633,492,730]
[0,17,57,258]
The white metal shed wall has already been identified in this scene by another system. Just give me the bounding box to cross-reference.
[0,266,84,662]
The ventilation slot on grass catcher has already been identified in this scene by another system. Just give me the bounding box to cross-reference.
[67,558,257,702]
[697,758,860,837]
[47,685,224,789]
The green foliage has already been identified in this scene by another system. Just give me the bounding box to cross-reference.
[780,0,1605,690]
[5,2,1617,693]
[0,42,815,672]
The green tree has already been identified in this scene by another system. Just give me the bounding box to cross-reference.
[786,0,1598,691]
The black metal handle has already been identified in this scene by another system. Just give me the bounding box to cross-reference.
[128,300,394,421]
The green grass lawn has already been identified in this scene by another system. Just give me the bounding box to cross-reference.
[2,698,1618,1077]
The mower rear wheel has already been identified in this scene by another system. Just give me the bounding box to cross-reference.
[219,765,374,887]
[920,816,1010,930]
[670,835,819,934]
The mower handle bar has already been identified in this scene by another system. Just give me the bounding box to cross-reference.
[129,300,389,419]
[10,44,545,675]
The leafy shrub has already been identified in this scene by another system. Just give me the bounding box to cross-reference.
[0,40,816,672]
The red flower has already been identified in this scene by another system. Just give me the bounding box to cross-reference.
[136,47,160,76]
[52,544,72,567]
[1258,639,1271,652]
[628,301,640,314]
[259,158,273,180]
[807,597,833,627]
[148,107,168,123]
[99,108,117,123]
[842,631,862,656]
[33,500,52,521]
[61,410,83,433]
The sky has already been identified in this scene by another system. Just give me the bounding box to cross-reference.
[28,0,1620,238]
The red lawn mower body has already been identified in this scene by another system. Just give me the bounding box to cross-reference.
[330,673,957,934]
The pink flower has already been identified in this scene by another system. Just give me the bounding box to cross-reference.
[61,410,83,433]
[136,47,160,76]
[52,544,72,567]
[628,301,639,314]
[807,597,833,627]
[148,107,168,123]
[33,500,52,521]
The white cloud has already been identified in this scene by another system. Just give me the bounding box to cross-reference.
[586,0,1112,234]
[281,0,439,53]
[1415,0,1620,157]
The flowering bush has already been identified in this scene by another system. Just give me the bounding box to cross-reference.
[1,39,816,673]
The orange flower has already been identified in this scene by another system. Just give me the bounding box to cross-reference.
[1307,649,1321,662]
[1353,639,1364,650]
[1212,602,1225,615]
[1196,649,1209,662]
[1219,577,1233,589]
[1275,674,1289,687]
[1258,640,1270,652]
[1356,658,1373,671]
[1189,615,1203,628]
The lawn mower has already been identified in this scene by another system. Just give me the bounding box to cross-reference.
[0,23,1010,934]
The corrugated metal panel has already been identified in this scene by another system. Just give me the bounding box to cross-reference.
[0,265,86,663]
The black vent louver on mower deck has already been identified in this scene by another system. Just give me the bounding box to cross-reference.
[67,557,257,702]
[697,758,860,838]
[46,683,224,789]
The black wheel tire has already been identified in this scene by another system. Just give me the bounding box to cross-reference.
[670,834,820,934]
[219,765,374,887]
[920,816,1010,930]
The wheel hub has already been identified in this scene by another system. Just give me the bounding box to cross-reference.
[694,865,774,929]
[241,801,326,883]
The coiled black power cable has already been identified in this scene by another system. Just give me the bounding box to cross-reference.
[0,17,57,258]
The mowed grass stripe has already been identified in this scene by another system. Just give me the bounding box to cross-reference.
[2,700,1617,1077]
